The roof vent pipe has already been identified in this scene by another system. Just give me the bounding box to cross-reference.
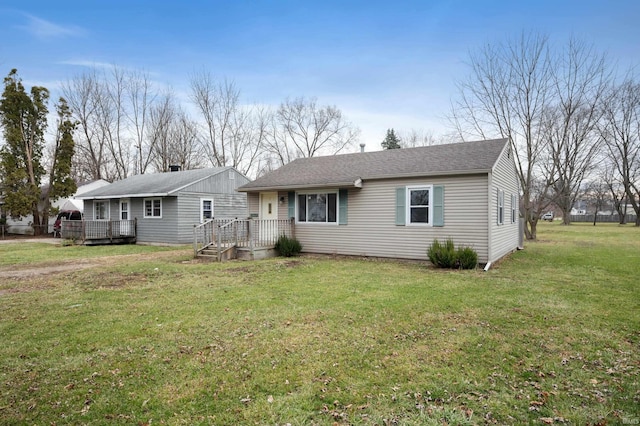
[360,143,365,153]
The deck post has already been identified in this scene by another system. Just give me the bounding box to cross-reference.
[249,219,254,251]
[290,217,295,239]
[217,224,222,262]
[193,224,197,256]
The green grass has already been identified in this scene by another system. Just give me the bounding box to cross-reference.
[0,223,638,425]
[0,242,184,267]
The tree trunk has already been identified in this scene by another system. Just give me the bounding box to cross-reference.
[526,217,538,240]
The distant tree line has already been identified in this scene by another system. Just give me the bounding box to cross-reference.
[59,67,359,183]
[450,32,640,236]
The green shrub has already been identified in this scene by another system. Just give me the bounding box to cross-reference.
[274,235,302,257]
[457,246,478,270]
[428,238,478,269]
[428,238,458,268]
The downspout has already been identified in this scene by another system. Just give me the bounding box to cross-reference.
[486,169,493,270]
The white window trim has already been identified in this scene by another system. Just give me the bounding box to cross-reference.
[406,185,433,226]
[144,197,163,219]
[511,194,517,223]
[94,200,110,221]
[295,190,339,225]
[201,198,214,222]
[120,198,130,221]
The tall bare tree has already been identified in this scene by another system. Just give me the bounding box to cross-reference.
[127,69,157,175]
[149,92,204,172]
[450,32,552,239]
[62,70,109,181]
[599,77,640,225]
[267,96,359,165]
[543,39,610,224]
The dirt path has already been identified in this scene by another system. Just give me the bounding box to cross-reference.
[0,249,192,280]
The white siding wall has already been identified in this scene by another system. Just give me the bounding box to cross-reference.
[488,146,520,262]
[292,175,490,262]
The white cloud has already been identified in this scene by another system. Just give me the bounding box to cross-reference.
[20,14,85,39]
[58,59,114,69]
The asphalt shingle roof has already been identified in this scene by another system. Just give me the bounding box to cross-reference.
[78,167,229,199]
[239,138,508,191]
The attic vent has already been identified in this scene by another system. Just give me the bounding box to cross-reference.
[229,170,235,180]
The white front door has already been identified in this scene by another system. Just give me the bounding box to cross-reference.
[260,192,278,243]
[120,199,131,236]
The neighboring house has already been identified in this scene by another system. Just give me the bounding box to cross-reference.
[3,179,110,235]
[50,179,110,222]
[77,167,250,244]
[238,138,520,265]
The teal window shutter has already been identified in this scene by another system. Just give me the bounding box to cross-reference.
[338,189,348,225]
[287,192,295,219]
[396,187,406,225]
[433,185,444,227]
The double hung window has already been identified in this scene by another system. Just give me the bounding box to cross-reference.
[144,198,162,218]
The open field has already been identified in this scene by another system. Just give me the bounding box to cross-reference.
[0,223,638,425]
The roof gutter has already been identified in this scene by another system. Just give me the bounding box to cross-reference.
[238,178,363,193]
[76,192,171,200]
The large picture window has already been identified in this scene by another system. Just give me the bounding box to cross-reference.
[144,198,162,218]
[94,200,109,220]
[407,186,431,224]
[297,192,337,223]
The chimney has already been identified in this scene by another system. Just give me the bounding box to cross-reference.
[169,165,181,172]
[360,143,366,153]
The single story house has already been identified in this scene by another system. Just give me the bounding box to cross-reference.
[238,138,520,265]
[77,167,249,244]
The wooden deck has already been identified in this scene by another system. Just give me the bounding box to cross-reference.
[193,218,294,261]
[60,219,137,244]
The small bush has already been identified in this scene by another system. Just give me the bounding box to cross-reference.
[428,238,457,268]
[428,238,478,269]
[457,246,478,270]
[274,235,302,257]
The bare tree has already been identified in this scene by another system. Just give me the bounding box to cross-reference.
[190,71,226,167]
[269,96,359,164]
[149,92,204,172]
[399,129,446,147]
[62,70,109,182]
[543,39,610,225]
[190,72,264,173]
[127,69,157,175]
[450,32,552,239]
[599,77,640,225]
[100,65,130,180]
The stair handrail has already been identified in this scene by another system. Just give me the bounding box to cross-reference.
[193,218,216,256]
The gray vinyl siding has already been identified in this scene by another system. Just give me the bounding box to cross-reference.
[83,199,119,221]
[134,197,179,243]
[181,168,250,193]
[293,174,490,262]
[488,145,520,262]
[248,193,260,217]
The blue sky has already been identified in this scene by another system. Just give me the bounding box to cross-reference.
[1,0,639,147]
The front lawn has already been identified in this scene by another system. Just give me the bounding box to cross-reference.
[0,223,638,425]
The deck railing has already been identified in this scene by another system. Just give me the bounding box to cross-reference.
[193,218,295,257]
[61,219,137,241]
